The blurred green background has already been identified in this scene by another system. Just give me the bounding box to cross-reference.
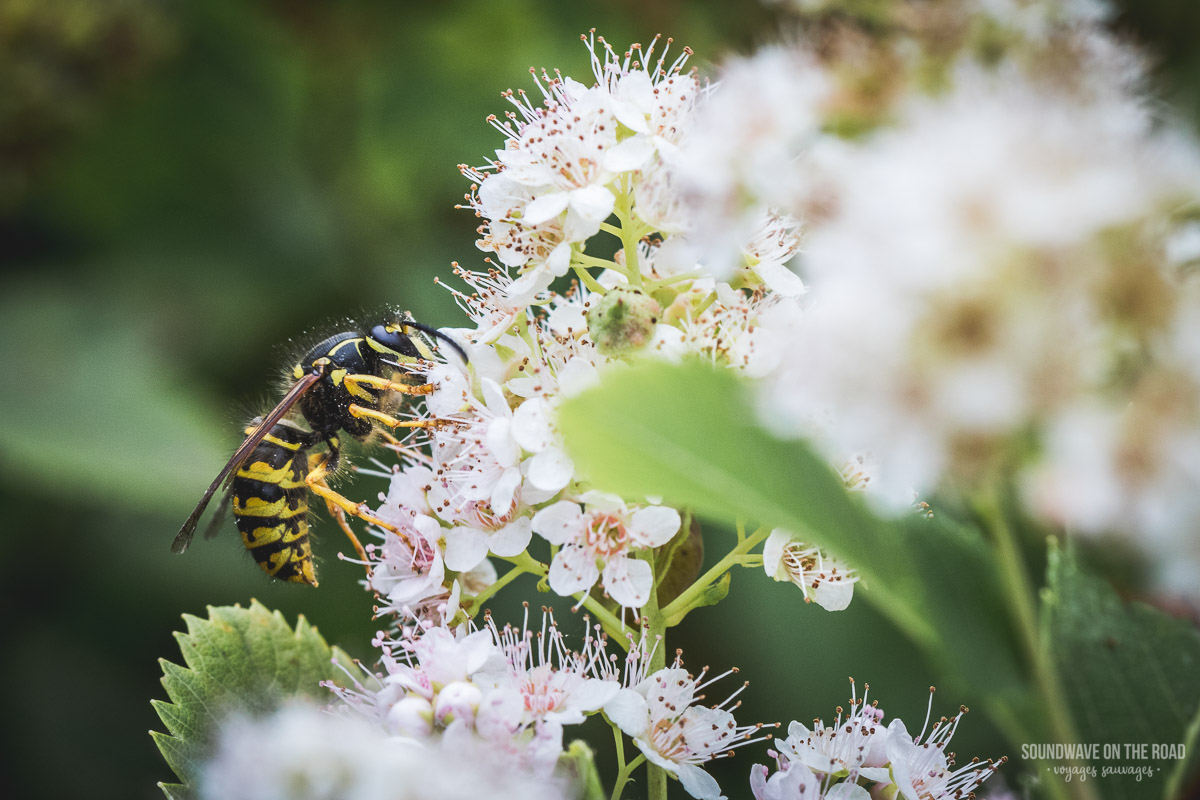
[2,1,1198,798]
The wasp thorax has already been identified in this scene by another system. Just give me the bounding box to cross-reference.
[585,286,661,357]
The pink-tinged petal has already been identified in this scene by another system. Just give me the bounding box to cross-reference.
[512,398,554,452]
[749,765,768,800]
[603,689,649,738]
[825,782,872,800]
[605,136,655,171]
[444,527,489,572]
[523,191,572,225]
[568,184,616,223]
[528,448,574,492]
[676,763,724,800]
[549,545,600,596]
[531,501,582,545]
[629,505,681,547]
[603,556,652,608]
[488,516,532,557]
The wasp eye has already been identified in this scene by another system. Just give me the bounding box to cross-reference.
[369,323,415,355]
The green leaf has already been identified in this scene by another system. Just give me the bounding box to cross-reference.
[558,361,1025,697]
[150,600,359,798]
[1044,543,1200,800]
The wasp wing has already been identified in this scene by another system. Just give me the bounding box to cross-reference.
[171,371,321,554]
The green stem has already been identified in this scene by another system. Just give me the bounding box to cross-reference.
[639,550,668,800]
[573,252,622,272]
[610,754,646,800]
[468,554,544,609]
[645,271,706,292]
[612,177,645,288]
[977,490,1096,800]
[572,264,609,295]
[574,591,632,647]
[661,526,771,627]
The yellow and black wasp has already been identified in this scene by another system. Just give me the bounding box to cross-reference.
[171,316,466,586]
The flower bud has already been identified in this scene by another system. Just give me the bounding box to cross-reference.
[585,286,662,357]
[434,680,483,725]
[386,695,433,737]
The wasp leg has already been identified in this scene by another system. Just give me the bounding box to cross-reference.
[305,454,412,558]
[343,373,434,396]
[347,403,452,430]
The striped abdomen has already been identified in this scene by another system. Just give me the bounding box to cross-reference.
[231,421,318,586]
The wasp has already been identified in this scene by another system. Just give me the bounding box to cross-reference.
[171,316,466,586]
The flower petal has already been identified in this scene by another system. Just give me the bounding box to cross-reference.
[548,545,600,596]
[523,191,572,225]
[444,527,490,572]
[603,556,652,608]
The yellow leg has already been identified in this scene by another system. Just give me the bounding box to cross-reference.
[344,373,434,396]
[305,455,413,552]
[348,404,454,430]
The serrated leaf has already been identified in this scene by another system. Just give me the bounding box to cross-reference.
[558,362,1025,697]
[150,600,359,799]
[1044,544,1200,800]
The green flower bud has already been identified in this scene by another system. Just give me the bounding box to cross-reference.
[585,286,662,357]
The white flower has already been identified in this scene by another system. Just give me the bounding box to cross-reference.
[532,492,680,607]
[474,609,621,726]
[199,703,570,800]
[886,703,1005,800]
[606,664,766,800]
[774,683,888,781]
[749,763,871,800]
[763,530,859,611]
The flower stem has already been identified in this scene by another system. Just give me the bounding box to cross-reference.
[574,590,632,647]
[976,490,1096,800]
[640,549,669,800]
[661,526,771,627]
[468,557,542,613]
[572,264,610,294]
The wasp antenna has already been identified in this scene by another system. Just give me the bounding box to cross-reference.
[405,321,469,364]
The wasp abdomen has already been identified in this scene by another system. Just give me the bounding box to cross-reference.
[230,421,318,586]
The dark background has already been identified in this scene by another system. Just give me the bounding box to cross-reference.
[1,1,1197,797]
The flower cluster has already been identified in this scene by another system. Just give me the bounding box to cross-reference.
[348,31,855,628]
[751,684,1005,800]
[678,0,1200,588]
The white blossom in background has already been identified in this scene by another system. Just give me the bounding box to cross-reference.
[199,703,569,800]
[750,684,1004,800]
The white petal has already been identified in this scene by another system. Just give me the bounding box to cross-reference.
[676,763,725,800]
[603,689,649,738]
[557,356,601,397]
[489,466,522,515]
[629,506,681,547]
[570,678,622,713]
[488,516,532,557]
[549,546,600,596]
[523,191,572,225]
[512,398,554,452]
[531,501,582,545]
[754,260,806,297]
[812,579,855,612]
[528,447,574,492]
[545,241,573,277]
[603,556,652,608]
[444,527,489,572]
[505,266,552,303]
[568,185,616,223]
[762,530,789,579]
[487,419,520,469]
[605,136,655,172]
